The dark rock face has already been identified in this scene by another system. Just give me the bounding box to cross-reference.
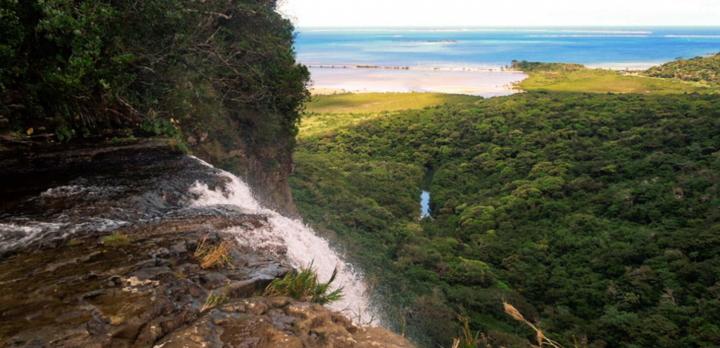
[0,139,187,214]
[0,139,230,255]
[0,140,411,347]
[188,119,299,217]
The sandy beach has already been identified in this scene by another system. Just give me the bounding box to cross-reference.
[308,66,527,97]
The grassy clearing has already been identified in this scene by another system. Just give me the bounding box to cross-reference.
[300,93,480,139]
[518,68,716,94]
[305,93,479,114]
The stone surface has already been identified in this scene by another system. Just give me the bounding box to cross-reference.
[0,141,413,347]
[0,218,289,347]
[157,297,413,348]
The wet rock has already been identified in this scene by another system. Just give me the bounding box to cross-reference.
[199,272,229,288]
[0,213,410,347]
[0,141,412,347]
[0,217,288,347]
[157,297,413,348]
[170,241,187,255]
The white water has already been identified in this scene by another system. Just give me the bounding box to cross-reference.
[0,218,131,254]
[420,191,431,219]
[188,158,379,325]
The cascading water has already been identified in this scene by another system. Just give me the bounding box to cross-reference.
[0,150,380,326]
[187,157,379,324]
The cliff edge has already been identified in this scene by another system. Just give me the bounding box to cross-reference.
[0,141,412,347]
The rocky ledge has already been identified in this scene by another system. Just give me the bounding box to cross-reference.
[0,140,412,348]
[1,221,410,347]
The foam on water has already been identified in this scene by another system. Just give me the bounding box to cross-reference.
[0,218,130,254]
[0,222,66,253]
[188,158,379,325]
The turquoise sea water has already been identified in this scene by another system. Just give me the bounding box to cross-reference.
[296,27,720,68]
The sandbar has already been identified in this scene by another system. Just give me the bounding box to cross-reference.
[308,66,527,97]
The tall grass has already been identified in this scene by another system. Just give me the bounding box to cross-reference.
[450,304,562,348]
[264,264,343,305]
[451,316,487,348]
[503,302,562,348]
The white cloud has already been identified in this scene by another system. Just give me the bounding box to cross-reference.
[278,0,720,27]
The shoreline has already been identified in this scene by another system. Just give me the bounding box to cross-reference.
[306,64,520,73]
[307,61,663,73]
[305,60,675,96]
[308,67,527,97]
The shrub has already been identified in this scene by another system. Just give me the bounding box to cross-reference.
[445,257,495,286]
[510,60,585,72]
[264,264,343,305]
[645,53,720,83]
[0,0,309,145]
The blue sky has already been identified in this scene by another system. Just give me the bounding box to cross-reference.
[278,0,720,27]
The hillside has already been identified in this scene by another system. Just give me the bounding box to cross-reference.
[645,53,720,84]
[513,60,717,94]
[0,0,309,212]
[0,1,417,347]
[291,92,720,347]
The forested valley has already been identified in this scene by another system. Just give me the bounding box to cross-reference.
[291,92,720,347]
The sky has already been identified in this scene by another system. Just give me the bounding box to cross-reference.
[278,0,720,27]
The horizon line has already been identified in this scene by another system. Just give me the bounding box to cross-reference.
[294,25,720,29]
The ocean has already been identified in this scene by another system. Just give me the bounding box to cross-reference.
[295,27,720,69]
[294,27,720,96]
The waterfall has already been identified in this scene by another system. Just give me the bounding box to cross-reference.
[0,153,380,325]
[187,157,379,325]
[420,190,432,219]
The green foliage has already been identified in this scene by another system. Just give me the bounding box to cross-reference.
[451,316,486,348]
[139,118,179,138]
[645,53,720,84]
[513,59,719,95]
[0,0,308,148]
[291,92,720,347]
[306,92,478,114]
[518,65,716,94]
[100,232,130,247]
[511,60,585,72]
[445,257,495,287]
[300,93,480,139]
[264,265,343,305]
[201,291,228,312]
